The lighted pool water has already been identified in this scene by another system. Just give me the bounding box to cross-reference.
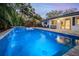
[0,27,79,56]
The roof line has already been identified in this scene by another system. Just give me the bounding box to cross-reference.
[42,11,79,22]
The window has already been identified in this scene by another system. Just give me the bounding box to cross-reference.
[76,16,79,25]
[72,17,75,26]
[65,19,71,30]
[52,20,57,25]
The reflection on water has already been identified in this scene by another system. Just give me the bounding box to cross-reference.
[26,28,34,30]
[56,36,72,46]
[56,35,79,47]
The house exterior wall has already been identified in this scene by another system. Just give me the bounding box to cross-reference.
[71,15,79,31]
[48,20,52,28]
[56,18,61,30]
[52,17,70,30]
[48,19,58,29]
[72,25,79,31]
[41,22,44,27]
[49,16,79,31]
[42,15,79,31]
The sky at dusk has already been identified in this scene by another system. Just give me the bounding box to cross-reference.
[31,3,79,18]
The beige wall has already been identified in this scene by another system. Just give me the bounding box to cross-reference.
[49,17,72,30]
[71,16,79,31]
[48,15,79,31]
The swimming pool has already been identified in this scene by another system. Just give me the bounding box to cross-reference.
[0,27,79,56]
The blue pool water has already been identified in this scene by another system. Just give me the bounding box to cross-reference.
[0,27,79,56]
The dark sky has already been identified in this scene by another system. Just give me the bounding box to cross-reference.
[31,3,79,18]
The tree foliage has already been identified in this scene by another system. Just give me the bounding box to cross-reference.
[0,3,42,30]
[46,10,63,18]
[46,8,78,18]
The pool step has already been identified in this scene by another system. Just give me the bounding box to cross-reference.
[63,46,79,56]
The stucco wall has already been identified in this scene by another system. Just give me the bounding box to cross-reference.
[71,16,79,31]
[71,25,79,31]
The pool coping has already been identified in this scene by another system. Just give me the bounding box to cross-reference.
[0,26,32,40]
[0,28,14,40]
[33,27,79,39]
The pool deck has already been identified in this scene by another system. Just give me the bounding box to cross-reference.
[0,27,79,56]
[63,46,79,56]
